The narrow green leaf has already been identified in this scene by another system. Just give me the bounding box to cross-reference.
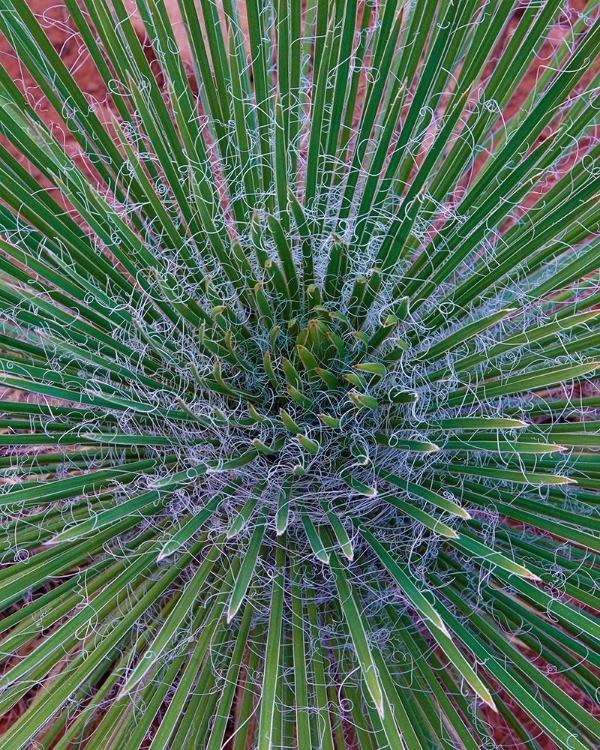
[257,542,286,750]
[227,518,266,622]
[329,547,385,718]
[300,515,330,564]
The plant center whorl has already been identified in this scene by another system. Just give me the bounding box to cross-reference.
[178,272,424,530]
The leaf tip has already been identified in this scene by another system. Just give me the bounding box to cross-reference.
[157,544,175,561]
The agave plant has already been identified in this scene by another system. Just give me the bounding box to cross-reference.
[0,0,599,747]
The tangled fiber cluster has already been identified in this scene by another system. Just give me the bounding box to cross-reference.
[0,0,600,747]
